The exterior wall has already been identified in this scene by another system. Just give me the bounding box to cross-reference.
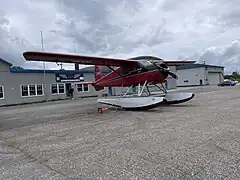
[166,66,177,89]
[0,69,12,106]
[0,61,11,105]
[0,61,10,72]
[177,67,205,87]
[72,73,108,97]
[0,65,103,106]
[176,66,224,87]
[206,66,224,73]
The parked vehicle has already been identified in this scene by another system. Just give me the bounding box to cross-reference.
[218,80,237,86]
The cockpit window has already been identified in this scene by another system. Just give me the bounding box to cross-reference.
[137,60,156,71]
[138,60,152,66]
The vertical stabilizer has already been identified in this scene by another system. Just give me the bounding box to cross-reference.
[94,65,105,91]
[95,65,105,81]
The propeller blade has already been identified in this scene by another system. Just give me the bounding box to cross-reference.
[151,61,178,79]
[168,71,178,79]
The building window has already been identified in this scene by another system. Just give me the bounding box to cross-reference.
[51,84,58,94]
[58,84,65,94]
[0,85,4,99]
[21,84,44,97]
[51,83,65,94]
[36,85,44,95]
[77,84,82,92]
[29,85,36,96]
[21,85,29,97]
[77,84,89,92]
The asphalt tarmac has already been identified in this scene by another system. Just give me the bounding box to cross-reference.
[0,86,240,180]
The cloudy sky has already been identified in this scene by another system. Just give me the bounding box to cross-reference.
[1,0,240,74]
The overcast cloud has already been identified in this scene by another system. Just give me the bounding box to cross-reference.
[0,0,240,74]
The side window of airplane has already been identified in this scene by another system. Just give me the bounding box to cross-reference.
[121,66,129,74]
[121,65,136,75]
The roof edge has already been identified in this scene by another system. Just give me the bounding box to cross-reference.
[0,58,13,66]
[176,63,224,70]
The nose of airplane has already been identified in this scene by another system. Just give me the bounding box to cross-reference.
[152,62,178,79]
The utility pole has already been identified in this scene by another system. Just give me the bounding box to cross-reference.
[40,30,47,101]
[73,39,79,70]
[73,40,76,54]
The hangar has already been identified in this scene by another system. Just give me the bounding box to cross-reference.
[176,63,224,87]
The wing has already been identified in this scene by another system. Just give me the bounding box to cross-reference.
[23,51,138,67]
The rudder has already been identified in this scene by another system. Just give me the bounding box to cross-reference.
[95,65,105,81]
[94,65,105,91]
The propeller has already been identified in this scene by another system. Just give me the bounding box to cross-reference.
[168,71,178,79]
[151,61,178,79]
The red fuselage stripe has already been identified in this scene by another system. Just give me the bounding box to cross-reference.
[95,69,166,87]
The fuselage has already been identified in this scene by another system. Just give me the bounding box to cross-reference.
[93,60,169,88]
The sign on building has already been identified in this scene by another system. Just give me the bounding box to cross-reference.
[55,72,84,82]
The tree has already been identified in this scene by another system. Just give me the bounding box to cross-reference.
[232,72,240,81]
[11,66,23,69]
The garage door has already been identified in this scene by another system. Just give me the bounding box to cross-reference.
[208,72,220,85]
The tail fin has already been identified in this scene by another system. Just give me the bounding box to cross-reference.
[94,65,105,91]
[95,65,105,81]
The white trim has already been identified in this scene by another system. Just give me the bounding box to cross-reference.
[0,85,4,100]
[20,84,44,98]
[51,83,66,95]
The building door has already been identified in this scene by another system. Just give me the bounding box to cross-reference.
[66,83,71,97]
[208,72,220,85]
[165,81,168,89]
[108,87,113,96]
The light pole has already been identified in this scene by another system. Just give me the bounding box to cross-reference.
[73,39,79,70]
[40,30,47,101]
[73,39,76,54]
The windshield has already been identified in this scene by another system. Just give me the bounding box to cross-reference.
[137,60,157,71]
[138,60,152,66]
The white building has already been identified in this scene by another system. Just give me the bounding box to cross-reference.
[176,63,224,87]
